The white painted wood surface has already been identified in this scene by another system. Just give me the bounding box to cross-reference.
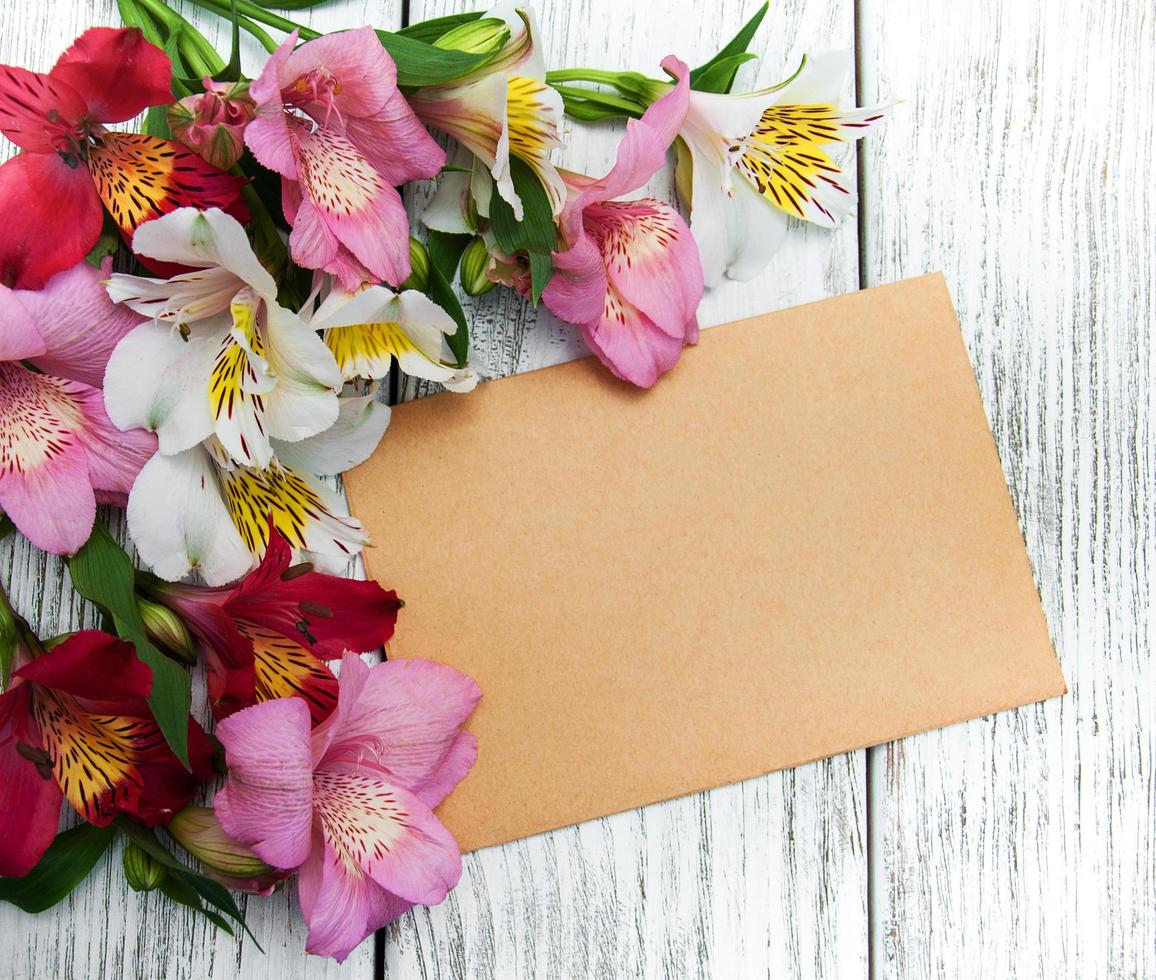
[1,0,1152,978]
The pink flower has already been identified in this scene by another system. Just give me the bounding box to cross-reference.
[245,29,446,289]
[542,56,704,388]
[0,260,156,554]
[169,79,256,171]
[214,652,481,961]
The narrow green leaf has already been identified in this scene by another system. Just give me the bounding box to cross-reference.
[67,525,191,767]
[690,2,769,93]
[119,822,260,947]
[0,823,116,913]
[426,231,472,368]
[489,156,557,305]
[397,11,483,43]
[376,30,497,88]
[692,52,759,95]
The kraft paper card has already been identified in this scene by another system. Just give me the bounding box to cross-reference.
[345,273,1066,852]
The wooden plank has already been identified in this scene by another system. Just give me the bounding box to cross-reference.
[393,2,868,977]
[858,0,1156,976]
[0,2,398,978]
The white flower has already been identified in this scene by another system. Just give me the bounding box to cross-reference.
[671,51,890,285]
[409,2,566,220]
[104,207,343,469]
[127,387,390,585]
[309,282,479,392]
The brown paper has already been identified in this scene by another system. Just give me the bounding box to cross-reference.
[345,273,1066,852]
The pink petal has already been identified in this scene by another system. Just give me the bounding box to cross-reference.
[297,827,408,963]
[542,231,608,327]
[0,65,87,152]
[314,652,481,807]
[0,364,96,554]
[50,27,172,124]
[283,28,395,120]
[246,32,299,179]
[71,383,157,495]
[214,697,315,870]
[0,285,46,361]
[290,124,411,286]
[0,684,64,877]
[0,151,103,291]
[581,287,691,389]
[590,199,704,340]
[343,88,446,186]
[312,768,462,906]
[21,258,146,388]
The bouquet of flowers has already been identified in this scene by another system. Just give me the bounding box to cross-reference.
[0,0,888,962]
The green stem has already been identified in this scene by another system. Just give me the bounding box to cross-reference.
[179,0,319,40]
[545,68,628,86]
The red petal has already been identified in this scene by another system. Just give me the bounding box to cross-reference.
[131,717,215,826]
[229,529,402,658]
[0,685,63,876]
[0,64,86,151]
[87,132,247,239]
[0,151,102,289]
[50,27,172,124]
[15,630,152,701]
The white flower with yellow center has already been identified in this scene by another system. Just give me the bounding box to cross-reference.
[409,2,566,220]
[126,386,389,585]
[104,207,343,469]
[309,282,478,392]
[670,51,890,285]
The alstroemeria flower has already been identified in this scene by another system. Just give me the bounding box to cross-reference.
[246,28,445,289]
[104,207,343,470]
[410,2,565,220]
[542,56,703,388]
[668,51,889,285]
[0,260,156,554]
[215,651,481,961]
[0,27,246,289]
[0,630,214,876]
[309,283,478,391]
[148,525,401,722]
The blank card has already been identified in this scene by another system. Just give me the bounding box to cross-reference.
[345,273,1066,852]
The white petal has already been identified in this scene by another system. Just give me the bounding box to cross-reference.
[103,321,217,455]
[127,447,254,585]
[261,306,342,445]
[773,50,851,104]
[271,385,391,476]
[130,208,279,303]
[721,176,790,282]
[105,266,243,325]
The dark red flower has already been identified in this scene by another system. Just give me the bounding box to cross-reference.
[0,630,214,877]
[150,528,401,724]
[0,27,246,289]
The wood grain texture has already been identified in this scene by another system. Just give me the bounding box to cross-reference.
[858,0,1156,977]
[393,3,868,978]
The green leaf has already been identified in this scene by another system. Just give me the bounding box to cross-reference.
[426,231,472,368]
[398,11,483,44]
[67,525,191,767]
[690,2,769,93]
[119,822,260,947]
[212,0,243,82]
[0,823,116,913]
[488,156,558,305]
[692,52,759,95]
[377,30,498,88]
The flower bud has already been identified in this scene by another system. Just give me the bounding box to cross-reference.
[168,80,255,171]
[460,237,497,296]
[168,806,274,878]
[123,842,166,892]
[401,237,430,292]
[435,16,509,55]
[137,599,196,665]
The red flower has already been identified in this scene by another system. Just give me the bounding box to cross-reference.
[0,27,246,289]
[150,528,401,724]
[0,631,214,877]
